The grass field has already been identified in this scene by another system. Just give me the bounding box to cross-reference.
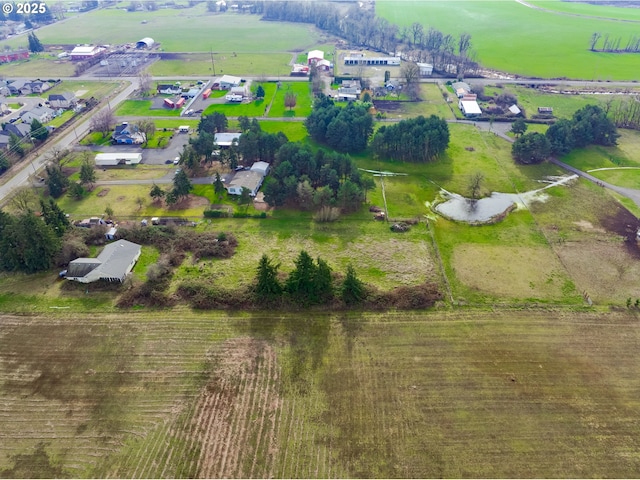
[115,100,181,117]
[0,8,322,53]
[2,310,640,477]
[150,53,294,77]
[376,0,640,80]
[0,56,75,77]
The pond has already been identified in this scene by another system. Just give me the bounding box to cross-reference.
[432,175,578,224]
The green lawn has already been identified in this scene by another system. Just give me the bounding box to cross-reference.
[115,100,181,117]
[46,81,121,100]
[0,56,75,78]
[259,121,308,142]
[267,82,313,118]
[47,111,75,128]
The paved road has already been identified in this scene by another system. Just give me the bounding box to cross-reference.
[549,158,640,209]
[0,81,137,207]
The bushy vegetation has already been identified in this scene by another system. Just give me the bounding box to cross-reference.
[371,115,450,162]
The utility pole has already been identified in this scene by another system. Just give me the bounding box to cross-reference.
[210,48,216,76]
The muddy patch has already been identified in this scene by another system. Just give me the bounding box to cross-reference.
[599,206,640,259]
[97,188,110,197]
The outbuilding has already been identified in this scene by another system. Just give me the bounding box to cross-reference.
[459,99,482,117]
[217,75,242,90]
[136,37,155,49]
[95,153,143,166]
[66,239,141,284]
[417,62,433,76]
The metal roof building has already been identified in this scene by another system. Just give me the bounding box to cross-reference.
[95,153,142,166]
[66,240,142,283]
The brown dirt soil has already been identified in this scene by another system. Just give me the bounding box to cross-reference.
[599,207,640,260]
[191,337,281,479]
[168,194,210,210]
[97,188,110,197]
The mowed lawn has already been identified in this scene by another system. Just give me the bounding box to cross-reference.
[267,82,313,118]
[115,100,181,117]
[2,311,640,478]
[377,0,640,80]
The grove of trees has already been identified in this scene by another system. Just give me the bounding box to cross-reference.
[304,95,373,153]
[371,115,450,162]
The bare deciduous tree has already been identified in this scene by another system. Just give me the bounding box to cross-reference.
[90,109,115,137]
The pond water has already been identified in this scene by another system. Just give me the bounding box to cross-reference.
[432,175,578,224]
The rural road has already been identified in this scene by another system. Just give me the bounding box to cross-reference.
[549,158,640,209]
[0,81,136,207]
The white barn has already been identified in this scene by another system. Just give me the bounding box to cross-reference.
[459,100,482,117]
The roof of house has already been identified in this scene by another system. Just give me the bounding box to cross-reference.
[214,132,241,147]
[250,161,270,174]
[71,45,100,54]
[21,106,54,119]
[308,49,324,60]
[228,170,264,193]
[48,92,75,101]
[67,239,141,283]
[460,100,482,115]
[4,123,31,137]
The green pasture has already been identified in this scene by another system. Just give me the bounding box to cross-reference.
[115,100,181,117]
[267,82,313,118]
[527,0,640,21]
[0,8,322,53]
[150,53,293,77]
[377,0,640,80]
[0,56,75,78]
[46,81,121,100]
[259,121,308,142]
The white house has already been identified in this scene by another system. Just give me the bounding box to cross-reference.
[157,84,182,95]
[214,132,241,147]
[417,62,433,76]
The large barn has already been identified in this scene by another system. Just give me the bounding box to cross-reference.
[136,37,155,49]
[70,45,104,61]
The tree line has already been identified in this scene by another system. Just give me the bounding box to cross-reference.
[589,32,640,53]
[512,104,619,164]
[260,1,479,76]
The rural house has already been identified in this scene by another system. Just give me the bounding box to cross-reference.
[157,84,182,95]
[227,169,265,196]
[214,132,241,148]
[112,122,146,145]
[459,99,482,117]
[451,81,471,98]
[65,239,142,284]
[338,80,362,96]
[307,50,324,65]
[48,92,77,109]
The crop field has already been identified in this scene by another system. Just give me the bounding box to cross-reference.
[377,0,640,80]
[3,310,640,477]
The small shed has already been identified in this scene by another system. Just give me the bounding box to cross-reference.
[508,104,522,115]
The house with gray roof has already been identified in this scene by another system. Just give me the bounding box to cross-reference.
[4,123,31,138]
[48,92,77,109]
[65,239,141,283]
[20,106,55,124]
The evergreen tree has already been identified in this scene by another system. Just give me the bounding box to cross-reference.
[172,169,192,200]
[285,250,318,305]
[255,85,265,98]
[45,164,68,198]
[39,198,70,237]
[255,254,282,302]
[315,257,333,303]
[0,152,9,174]
[150,183,165,202]
[68,181,85,200]
[512,132,551,165]
[213,172,225,197]
[9,133,25,157]
[79,159,96,186]
[0,211,61,273]
[30,119,49,142]
[510,118,528,137]
[27,32,44,53]
[341,264,365,305]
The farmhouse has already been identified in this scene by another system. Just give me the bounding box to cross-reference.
[94,153,143,166]
[344,55,401,66]
[217,75,242,90]
[338,80,361,96]
[112,122,146,145]
[157,84,182,95]
[452,81,471,98]
[226,161,270,196]
[65,239,141,284]
[70,45,104,61]
[48,92,77,109]
[291,64,310,76]
[307,50,324,65]
[214,132,241,147]
[459,99,482,117]
[417,63,434,76]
